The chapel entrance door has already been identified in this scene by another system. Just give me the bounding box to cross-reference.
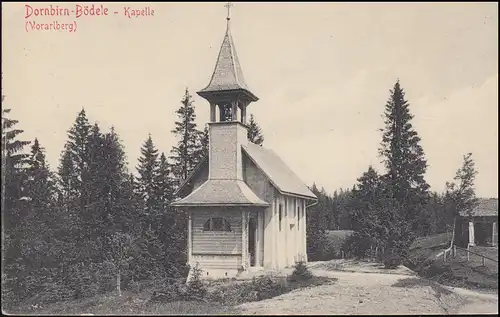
[248,217,257,267]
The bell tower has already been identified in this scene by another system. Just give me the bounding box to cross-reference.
[197,2,258,126]
[197,2,258,181]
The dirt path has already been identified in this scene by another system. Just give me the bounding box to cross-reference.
[447,287,498,315]
[237,263,498,315]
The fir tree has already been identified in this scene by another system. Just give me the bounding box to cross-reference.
[170,88,201,185]
[306,184,327,261]
[64,108,92,199]
[25,138,56,208]
[136,134,160,227]
[1,105,31,307]
[197,125,209,160]
[445,153,479,245]
[379,80,430,235]
[19,139,58,289]
[247,114,264,145]
[155,152,174,207]
[2,107,31,223]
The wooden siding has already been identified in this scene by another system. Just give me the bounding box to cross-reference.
[192,209,242,255]
[191,254,241,270]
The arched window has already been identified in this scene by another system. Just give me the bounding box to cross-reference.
[203,217,232,232]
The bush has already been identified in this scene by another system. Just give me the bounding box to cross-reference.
[341,233,373,259]
[251,276,287,300]
[207,276,287,305]
[289,260,313,282]
[185,263,206,301]
[383,253,402,269]
[150,280,186,302]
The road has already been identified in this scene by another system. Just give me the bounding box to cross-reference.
[237,261,498,315]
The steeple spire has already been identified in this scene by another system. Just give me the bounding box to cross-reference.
[197,2,258,109]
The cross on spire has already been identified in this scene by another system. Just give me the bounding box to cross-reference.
[225,2,233,21]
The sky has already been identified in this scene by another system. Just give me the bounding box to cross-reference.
[2,2,498,198]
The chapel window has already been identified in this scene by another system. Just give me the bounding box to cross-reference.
[203,217,232,232]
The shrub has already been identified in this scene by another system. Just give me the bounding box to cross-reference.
[251,276,287,300]
[383,253,402,269]
[207,276,287,305]
[185,263,206,301]
[341,233,373,259]
[150,280,185,302]
[289,260,313,282]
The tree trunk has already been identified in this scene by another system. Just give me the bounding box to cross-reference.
[116,269,121,297]
[449,217,457,248]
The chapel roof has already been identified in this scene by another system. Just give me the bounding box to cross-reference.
[172,143,318,204]
[170,179,269,207]
[197,20,258,102]
[242,142,317,200]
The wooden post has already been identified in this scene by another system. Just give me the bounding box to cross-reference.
[274,197,280,269]
[302,199,308,263]
[231,101,238,122]
[468,221,475,246]
[187,211,192,266]
[493,222,497,246]
[242,210,249,269]
[256,210,263,267]
[240,103,247,125]
[210,103,216,122]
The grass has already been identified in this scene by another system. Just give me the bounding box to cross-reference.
[406,233,498,291]
[392,277,453,299]
[410,232,452,250]
[10,263,336,316]
[10,290,238,316]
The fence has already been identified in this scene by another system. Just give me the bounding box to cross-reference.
[441,244,498,267]
[340,245,385,261]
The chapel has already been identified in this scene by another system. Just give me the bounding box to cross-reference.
[171,4,318,279]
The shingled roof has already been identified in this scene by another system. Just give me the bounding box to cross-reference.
[197,21,258,102]
[242,143,317,200]
[459,198,498,217]
[170,179,269,207]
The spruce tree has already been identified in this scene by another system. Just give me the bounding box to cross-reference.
[170,88,201,185]
[2,107,31,228]
[379,80,430,236]
[155,152,174,207]
[136,134,160,228]
[1,105,31,307]
[20,139,58,293]
[64,109,92,200]
[445,153,479,245]
[197,125,209,160]
[247,114,264,145]
[306,183,327,261]
[100,127,129,231]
